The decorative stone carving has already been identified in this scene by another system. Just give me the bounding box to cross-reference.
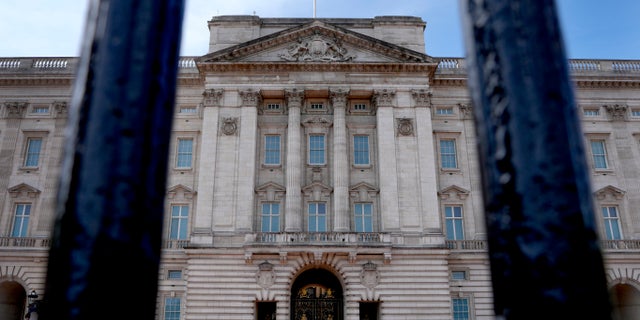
[604,104,628,121]
[329,88,349,107]
[3,101,28,118]
[202,88,224,107]
[8,183,41,198]
[221,117,238,135]
[411,89,432,107]
[239,89,262,107]
[438,185,470,200]
[302,116,332,128]
[396,118,414,136]
[285,88,305,109]
[458,103,473,119]
[279,34,355,62]
[360,261,380,289]
[53,101,68,118]
[594,185,626,200]
[255,261,276,289]
[372,89,396,108]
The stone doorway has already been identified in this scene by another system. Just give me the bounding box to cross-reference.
[0,281,26,320]
[291,268,343,320]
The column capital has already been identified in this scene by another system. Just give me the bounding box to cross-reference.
[239,88,262,107]
[202,88,224,107]
[284,88,305,108]
[329,88,350,108]
[410,89,432,108]
[604,104,628,121]
[372,89,396,108]
[3,101,28,119]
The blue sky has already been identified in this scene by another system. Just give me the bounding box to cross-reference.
[0,0,638,59]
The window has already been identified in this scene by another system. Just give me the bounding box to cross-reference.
[353,135,370,165]
[445,206,465,240]
[440,139,458,169]
[602,206,622,240]
[451,271,467,281]
[170,205,189,240]
[309,135,325,165]
[310,103,324,110]
[164,297,181,320]
[176,138,193,168]
[583,109,600,116]
[261,203,280,232]
[24,138,42,167]
[266,103,281,110]
[11,204,31,237]
[179,106,197,114]
[436,107,454,115]
[167,270,182,280]
[590,140,608,169]
[354,203,373,232]
[353,103,367,111]
[308,202,327,232]
[32,106,49,114]
[452,297,470,320]
[264,135,281,165]
[632,109,640,117]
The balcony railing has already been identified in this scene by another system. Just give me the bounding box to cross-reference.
[435,57,640,75]
[0,237,50,248]
[247,232,391,245]
[162,239,190,249]
[445,240,488,250]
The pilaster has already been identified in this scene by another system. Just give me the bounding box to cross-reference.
[236,89,261,231]
[284,89,304,232]
[192,88,223,244]
[330,88,350,231]
[373,89,400,231]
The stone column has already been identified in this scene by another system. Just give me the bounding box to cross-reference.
[192,89,222,245]
[412,89,442,234]
[284,89,304,232]
[330,88,350,231]
[373,89,400,231]
[236,89,261,231]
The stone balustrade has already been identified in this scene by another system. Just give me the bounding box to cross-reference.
[0,56,199,73]
[247,232,391,245]
[435,57,640,75]
[0,237,50,248]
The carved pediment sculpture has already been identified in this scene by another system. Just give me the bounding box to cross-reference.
[279,34,356,62]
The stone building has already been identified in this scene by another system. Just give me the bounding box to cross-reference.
[1,15,640,320]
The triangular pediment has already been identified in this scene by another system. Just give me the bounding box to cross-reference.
[255,182,286,193]
[594,185,626,201]
[198,20,434,64]
[167,184,196,200]
[8,183,41,198]
[438,185,470,200]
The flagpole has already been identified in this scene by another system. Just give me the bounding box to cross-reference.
[313,0,316,18]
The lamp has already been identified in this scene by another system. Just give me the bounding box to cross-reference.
[28,290,38,304]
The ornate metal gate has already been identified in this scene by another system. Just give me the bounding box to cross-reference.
[292,285,342,320]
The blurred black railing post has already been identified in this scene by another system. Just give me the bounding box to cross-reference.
[43,1,184,319]
[460,0,611,318]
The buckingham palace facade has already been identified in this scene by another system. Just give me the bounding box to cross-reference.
[1,15,640,320]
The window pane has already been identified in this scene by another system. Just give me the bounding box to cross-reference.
[354,135,370,165]
[309,203,326,232]
[170,205,189,240]
[354,203,373,232]
[445,206,464,240]
[25,138,42,167]
[176,139,193,168]
[309,135,325,164]
[452,298,470,320]
[164,297,181,320]
[261,203,280,232]
[602,207,622,240]
[590,140,607,169]
[440,139,457,168]
[265,136,281,165]
[11,204,31,237]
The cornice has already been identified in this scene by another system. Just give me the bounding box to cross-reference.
[0,77,73,86]
[197,62,436,74]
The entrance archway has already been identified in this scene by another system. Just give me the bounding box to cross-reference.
[0,281,26,320]
[291,268,343,320]
[611,283,640,320]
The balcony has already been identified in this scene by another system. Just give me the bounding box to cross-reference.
[246,232,391,246]
[0,237,50,248]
